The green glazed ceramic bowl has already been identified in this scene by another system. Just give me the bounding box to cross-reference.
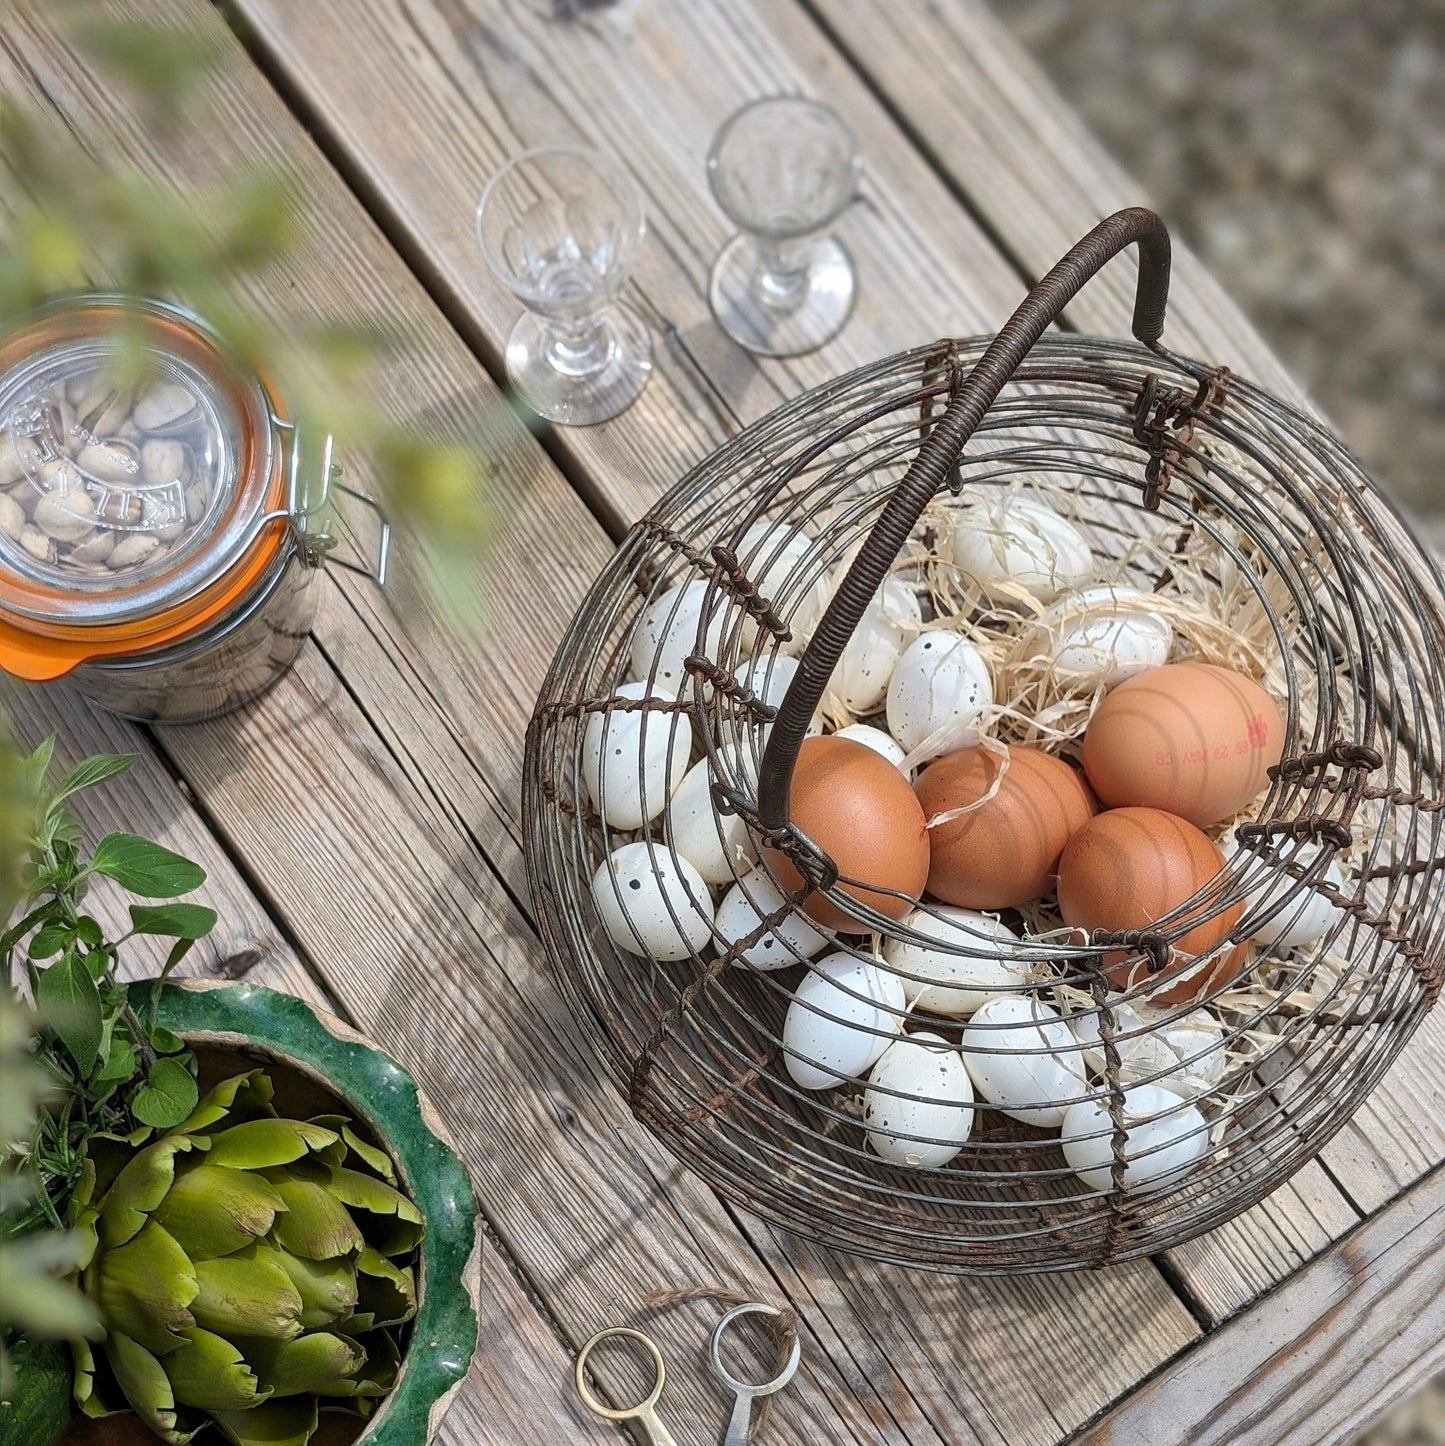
[132,979,481,1445]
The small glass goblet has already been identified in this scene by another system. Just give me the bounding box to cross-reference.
[477,146,652,426]
[707,97,862,358]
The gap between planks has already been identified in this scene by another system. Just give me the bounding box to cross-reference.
[2,7,1199,1442]
[215,0,1380,1330]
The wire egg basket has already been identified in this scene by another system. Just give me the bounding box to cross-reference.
[523,211,1445,1272]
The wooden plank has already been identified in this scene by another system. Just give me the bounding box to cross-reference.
[209,0,1389,1301]
[803,0,1308,404]
[3,5,1207,1441]
[222,0,1029,531]
[5,680,316,1000]
[5,687,588,1446]
[803,0,1445,1301]
[1072,1165,1445,1446]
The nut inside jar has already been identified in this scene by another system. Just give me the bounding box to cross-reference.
[1,361,222,581]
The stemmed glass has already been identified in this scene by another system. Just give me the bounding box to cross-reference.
[707,97,862,358]
[477,146,652,425]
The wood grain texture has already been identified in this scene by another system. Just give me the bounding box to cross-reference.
[223,0,1032,531]
[802,0,1308,405]
[1072,1166,1445,1446]
[220,0,1426,1330]
[800,0,1445,1306]
[3,4,1202,1442]
[3,681,325,1002]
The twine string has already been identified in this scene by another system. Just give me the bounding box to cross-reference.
[639,1286,800,1438]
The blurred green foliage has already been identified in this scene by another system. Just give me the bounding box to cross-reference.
[0,2,492,607]
[0,734,101,1398]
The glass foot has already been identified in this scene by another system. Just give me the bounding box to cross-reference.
[504,307,653,425]
[709,235,856,358]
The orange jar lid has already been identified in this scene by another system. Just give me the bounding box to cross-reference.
[0,296,289,680]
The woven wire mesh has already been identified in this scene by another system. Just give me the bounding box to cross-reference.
[523,333,1445,1273]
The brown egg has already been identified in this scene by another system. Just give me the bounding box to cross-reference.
[914,745,1098,909]
[1057,806,1246,1005]
[766,736,929,932]
[1082,662,1287,827]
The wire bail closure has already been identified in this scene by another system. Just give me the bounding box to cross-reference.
[261,418,392,586]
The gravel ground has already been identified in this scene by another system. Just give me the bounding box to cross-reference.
[998,0,1444,550]
[996,6,1444,1441]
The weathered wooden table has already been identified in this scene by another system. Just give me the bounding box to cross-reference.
[6,1,1444,1442]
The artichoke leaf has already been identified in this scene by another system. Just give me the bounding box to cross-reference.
[243,1331,365,1397]
[71,1337,121,1420]
[346,1247,416,1331]
[100,1136,204,1250]
[314,1326,398,1398]
[153,1163,289,1260]
[205,1118,340,1170]
[94,1220,198,1356]
[105,1331,202,1444]
[275,1249,359,1329]
[323,1167,423,1257]
[177,1070,275,1135]
[191,1244,304,1341]
[267,1175,365,1261]
[165,1328,270,1413]
[308,1116,397,1184]
[210,1396,318,1446]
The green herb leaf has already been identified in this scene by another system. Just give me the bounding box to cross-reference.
[49,752,136,810]
[34,954,104,1073]
[130,1056,199,1130]
[149,1026,185,1056]
[96,1038,138,1084]
[74,916,104,949]
[128,902,218,940]
[161,937,195,980]
[90,834,206,898]
[26,921,69,960]
[23,737,55,796]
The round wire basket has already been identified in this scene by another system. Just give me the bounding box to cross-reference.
[523,211,1445,1272]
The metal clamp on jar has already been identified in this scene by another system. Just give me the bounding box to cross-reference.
[0,294,388,722]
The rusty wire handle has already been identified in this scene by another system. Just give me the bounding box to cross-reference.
[755,207,1173,829]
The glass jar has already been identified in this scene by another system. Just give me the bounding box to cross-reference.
[0,295,387,722]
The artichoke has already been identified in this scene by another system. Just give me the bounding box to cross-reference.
[69,1070,422,1446]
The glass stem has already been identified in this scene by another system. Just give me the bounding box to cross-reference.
[544,310,614,379]
[753,236,814,309]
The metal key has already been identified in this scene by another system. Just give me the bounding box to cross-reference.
[709,1303,802,1446]
[575,1327,680,1446]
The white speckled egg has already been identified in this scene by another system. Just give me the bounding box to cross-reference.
[1245,844,1350,950]
[832,576,922,714]
[592,842,714,961]
[735,521,832,654]
[1071,1000,1228,1101]
[581,682,691,829]
[715,868,828,971]
[883,907,1028,1017]
[630,579,725,690]
[864,1031,975,1168]
[1061,1083,1209,1193]
[960,994,1087,1126]
[1024,585,1173,688]
[783,952,906,1090]
[885,633,993,763]
[733,654,823,739]
[952,493,1095,603]
[665,750,757,885]
[833,723,910,773]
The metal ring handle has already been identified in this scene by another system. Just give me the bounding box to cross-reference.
[574,1327,667,1421]
[708,1303,801,1398]
[755,206,1173,829]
